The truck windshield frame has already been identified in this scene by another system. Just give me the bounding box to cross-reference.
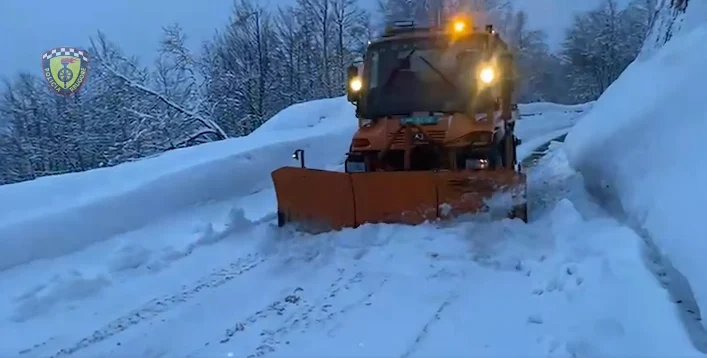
[360,33,493,118]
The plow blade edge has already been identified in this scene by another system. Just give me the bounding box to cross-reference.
[271,167,526,233]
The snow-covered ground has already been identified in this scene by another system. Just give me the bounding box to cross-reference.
[564,22,707,350]
[0,96,700,357]
[0,98,356,272]
[515,102,592,162]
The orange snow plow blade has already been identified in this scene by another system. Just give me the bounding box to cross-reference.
[272,167,527,233]
[350,171,439,225]
[435,170,527,219]
[271,168,356,232]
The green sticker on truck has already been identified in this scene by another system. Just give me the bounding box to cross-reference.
[400,116,438,125]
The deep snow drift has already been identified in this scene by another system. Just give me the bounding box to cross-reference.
[564,23,707,334]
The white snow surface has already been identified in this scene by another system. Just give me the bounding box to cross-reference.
[518,102,593,117]
[564,23,707,338]
[0,98,583,273]
[0,97,356,272]
[0,97,700,356]
[515,102,592,162]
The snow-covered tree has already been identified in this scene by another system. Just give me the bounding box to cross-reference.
[641,0,705,57]
[0,0,574,185]
[497,8,566,103]
[561,0,655,101]
[0,28,231,184]
[92,31,227,150]
[205,0,280,135]
[377,0,433,26]
[331,0,369,89]
[377,0,509,28]
[299,0,337,97]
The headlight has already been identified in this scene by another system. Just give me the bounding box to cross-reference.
[453,20,466,33]
[479,67,495,84]
[465,159,488,169]
[349,77,362,92]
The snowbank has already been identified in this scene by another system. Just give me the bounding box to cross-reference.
[252,97,354,134]
[0,97,357,272]
[514,105,585,162]
[518,102,593,118]
[0,95,584,273]
[564,24,707,323]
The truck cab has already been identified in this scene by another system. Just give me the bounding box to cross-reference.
[344,18,520,173]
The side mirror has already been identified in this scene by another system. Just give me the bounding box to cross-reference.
[499,53,514,121]
[346,65,361,103]
[499,53,513,75]
[499,52,515,92]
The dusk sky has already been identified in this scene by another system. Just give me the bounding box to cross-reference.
[0,0,621,80]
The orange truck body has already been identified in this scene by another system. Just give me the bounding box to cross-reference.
[271,20,527,233]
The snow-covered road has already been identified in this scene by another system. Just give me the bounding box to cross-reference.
[3,149,696,357]
[1,98,702,357]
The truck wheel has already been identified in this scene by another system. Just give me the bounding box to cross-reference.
[277,210,286,227]
[509,204,528,222]
[490,150,503,169]
[501,133,515,167]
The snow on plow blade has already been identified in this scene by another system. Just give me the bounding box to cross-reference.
[272,167,527,233]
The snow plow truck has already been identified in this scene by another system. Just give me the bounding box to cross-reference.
[271,17,527,233]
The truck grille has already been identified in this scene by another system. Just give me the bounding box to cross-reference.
[388,130,446,145]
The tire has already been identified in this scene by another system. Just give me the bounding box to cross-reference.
[490,150,503,169]
[501,132,516,168]
[509,204,528,222]
[277,210,286,227]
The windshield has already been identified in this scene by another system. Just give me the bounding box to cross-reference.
[363,35,489,118]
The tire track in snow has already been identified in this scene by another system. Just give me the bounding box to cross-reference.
[206,268,389,358]
[192,269,352,355]
[247,272,389,358]
[34,253,266,358]
[399,290,459,358]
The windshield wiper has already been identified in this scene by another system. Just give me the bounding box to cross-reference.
[417,55,458,91]
[382,49,417,90]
